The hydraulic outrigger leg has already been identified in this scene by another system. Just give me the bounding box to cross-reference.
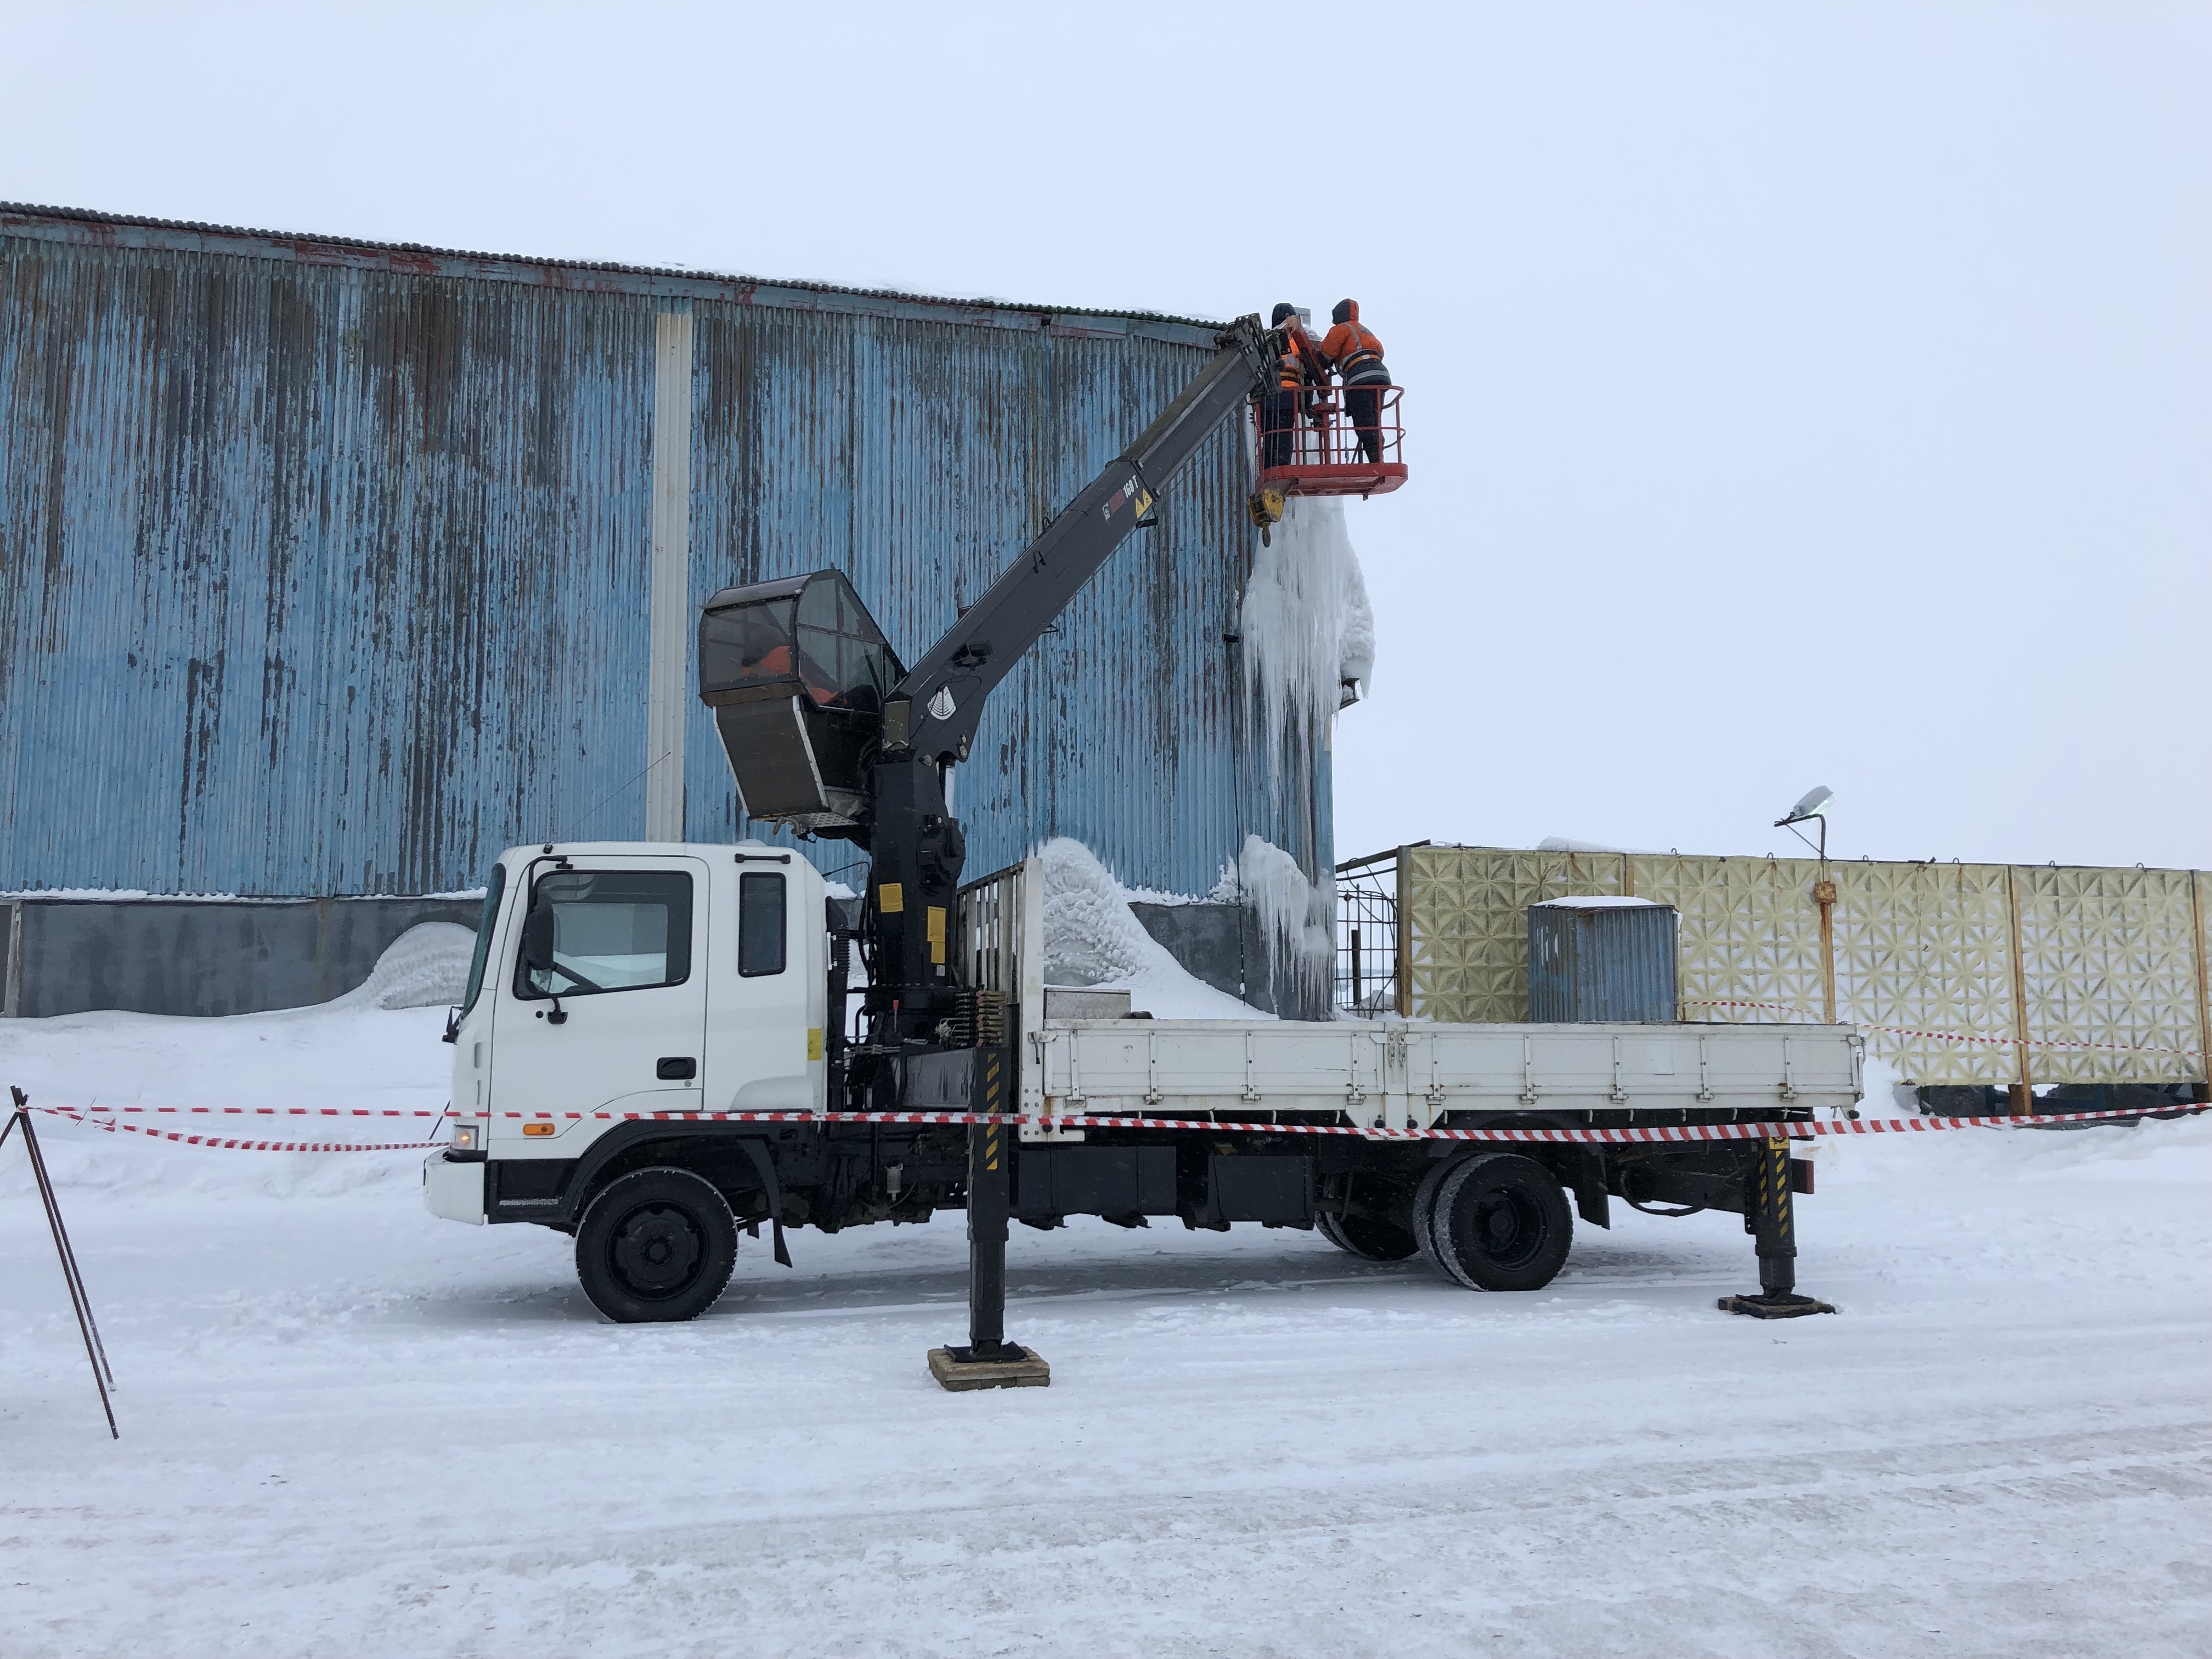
[927,1112,1049,1390]
[1718,1137,1836,1319]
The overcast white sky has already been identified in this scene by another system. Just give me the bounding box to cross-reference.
[7,2,2206,871]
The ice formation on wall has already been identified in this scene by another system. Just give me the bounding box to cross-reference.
[1233,494,1374,1015]
[1239,494,1375,742]
[1235,834,1337,1018]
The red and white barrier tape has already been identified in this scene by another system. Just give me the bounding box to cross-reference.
[1683,998,2207,1063]
[818,1104,2205,1142]
[48,1109,442,1153]
[22,1102,2205,1152]
[60,1104,450,1119]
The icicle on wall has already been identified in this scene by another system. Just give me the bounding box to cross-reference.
[1235,833,1337,1017]
[1239,495,1375,758]
[1235,494,1375,1015]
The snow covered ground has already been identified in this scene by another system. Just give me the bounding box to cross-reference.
[3,999,2208,1658]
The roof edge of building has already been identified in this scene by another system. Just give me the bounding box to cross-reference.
[1,200,1233,346]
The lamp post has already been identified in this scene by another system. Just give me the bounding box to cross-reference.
[1775,787,1836,1024]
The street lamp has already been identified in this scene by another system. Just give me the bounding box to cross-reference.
[1774,786,1838,1024]
[1774,785,1833,861]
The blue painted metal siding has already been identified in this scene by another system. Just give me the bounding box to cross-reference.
[1527,903,1681,1023]
[0,207,1322,899]
[683,308,1265,891]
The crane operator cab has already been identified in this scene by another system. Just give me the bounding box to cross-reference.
[1246,302,1406,543]
[698,569,904,839]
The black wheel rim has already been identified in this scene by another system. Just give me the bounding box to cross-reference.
[1460,1183,1547,1271]
[609,1201,706,1299]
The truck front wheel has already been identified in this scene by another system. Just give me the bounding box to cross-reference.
[1421,1153,1573,1293]
[575,1166,738,1323]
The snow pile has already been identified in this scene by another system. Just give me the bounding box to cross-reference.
[1037,838,1265,1020]
[0,995,450,1202]
[332,922,478,1011]
[1235,834,1336,1018]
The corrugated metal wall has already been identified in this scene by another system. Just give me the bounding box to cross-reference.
[1,208,1311,900]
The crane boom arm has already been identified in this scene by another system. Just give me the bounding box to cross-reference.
[889,314,1274,764]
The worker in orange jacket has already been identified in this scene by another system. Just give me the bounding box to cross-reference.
[1259,302,1323,471]
[1318,298,1391,465]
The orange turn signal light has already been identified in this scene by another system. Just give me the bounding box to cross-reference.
[523,1122,556,1138]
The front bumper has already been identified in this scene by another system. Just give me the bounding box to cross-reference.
[423,1152,487,1224]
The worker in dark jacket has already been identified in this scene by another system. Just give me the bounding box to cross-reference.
[1259,302,1322,471]
[1318,298,1391,464]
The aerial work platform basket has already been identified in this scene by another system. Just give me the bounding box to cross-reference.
[1248,382,1406,537]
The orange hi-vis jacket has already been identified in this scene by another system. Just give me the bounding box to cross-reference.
[1276,322,1323,390]
[1320,304,1388,385]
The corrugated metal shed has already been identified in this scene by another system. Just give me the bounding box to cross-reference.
[0,204,1321,900]
[1526,899,1679,1023]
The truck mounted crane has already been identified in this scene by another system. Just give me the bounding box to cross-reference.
[427,315,1854,1387]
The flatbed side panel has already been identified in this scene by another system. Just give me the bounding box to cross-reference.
[1037,1020,1861,1120]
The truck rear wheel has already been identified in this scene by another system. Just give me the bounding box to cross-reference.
[1424,1153,1573,1292]
[575,1166,737,1323]
[1316,1210,1420,1262]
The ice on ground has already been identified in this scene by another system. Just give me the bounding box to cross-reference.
[2,997,2207,1657]
[1037,837,1263,1020]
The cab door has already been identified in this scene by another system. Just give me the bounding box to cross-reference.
[487,856,710,1147]
[701,856,818,1111]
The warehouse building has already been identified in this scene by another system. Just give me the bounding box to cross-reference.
[0,204,1344,1015]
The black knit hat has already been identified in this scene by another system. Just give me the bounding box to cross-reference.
[1271,302,1297,326]
[1331,298,1355,325]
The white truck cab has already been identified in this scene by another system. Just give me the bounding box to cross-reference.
[427,839,828,1230]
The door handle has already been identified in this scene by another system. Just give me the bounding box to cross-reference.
[656,1056,698,1082]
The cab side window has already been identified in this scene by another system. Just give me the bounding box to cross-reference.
[739,872,786,977]
[515,870,692,999]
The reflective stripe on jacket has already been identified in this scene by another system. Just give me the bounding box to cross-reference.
[1321,320,1389,386]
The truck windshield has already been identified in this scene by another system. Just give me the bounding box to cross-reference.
[461,863,506,1014]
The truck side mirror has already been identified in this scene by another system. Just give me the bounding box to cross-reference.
[520,906,557,973]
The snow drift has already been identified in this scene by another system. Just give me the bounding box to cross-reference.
[1037,838,1264,1020]
[331,922,478,1011]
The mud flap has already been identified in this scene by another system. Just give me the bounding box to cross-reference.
[735,1138,794,1268]
[1571,1147,1611,1229]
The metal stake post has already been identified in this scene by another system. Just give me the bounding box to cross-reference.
[4,1088,119,1436]
[1718,1136,1836,1320]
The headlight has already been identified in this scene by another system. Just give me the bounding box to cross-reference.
[450,1121,482,1152]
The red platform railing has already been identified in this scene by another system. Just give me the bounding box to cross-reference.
[1252,382,1407,498]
